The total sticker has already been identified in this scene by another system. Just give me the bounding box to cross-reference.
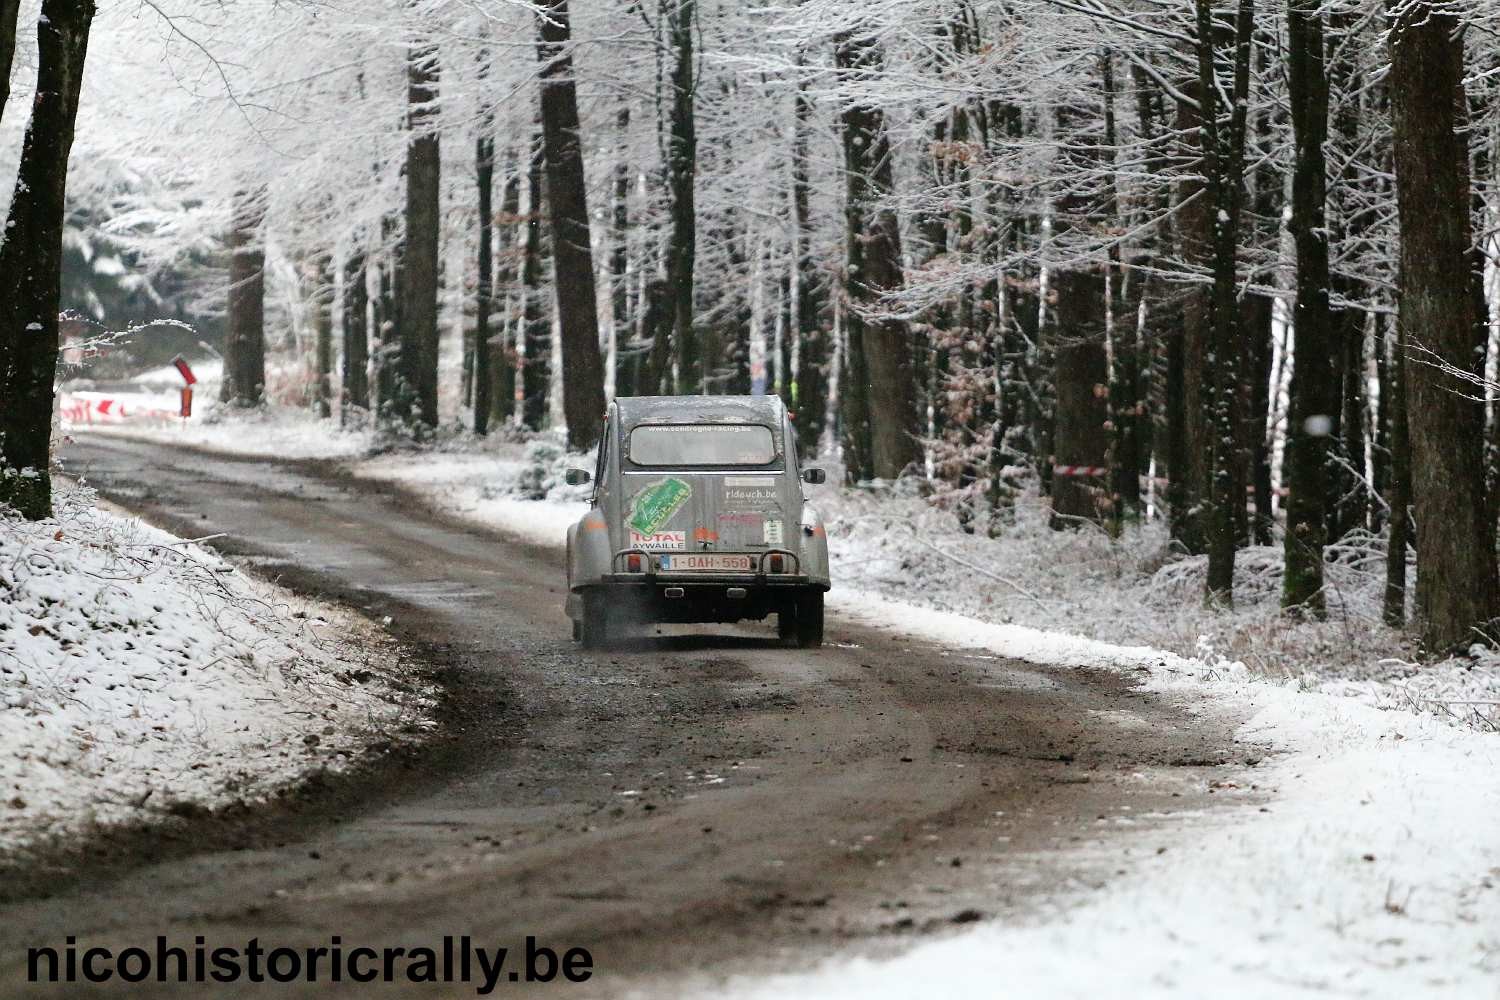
[630,530,686,551]
[764,519,784,546]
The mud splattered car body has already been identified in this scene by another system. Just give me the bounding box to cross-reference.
[565,396,830,648]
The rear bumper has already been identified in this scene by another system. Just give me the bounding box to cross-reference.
[579,577,826,625]
[601,573,819,588]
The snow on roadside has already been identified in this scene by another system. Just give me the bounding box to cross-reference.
[0,488,434,852]
[352,438,590,549]
[66,401,375,459]
[706,594,1500,998]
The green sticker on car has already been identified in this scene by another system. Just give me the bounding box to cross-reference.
[629,478,693,537]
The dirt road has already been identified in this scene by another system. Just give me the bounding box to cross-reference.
[0,437,1257,997]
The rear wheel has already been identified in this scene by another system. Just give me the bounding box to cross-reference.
[792,591,824,649]
[580,590,612,650]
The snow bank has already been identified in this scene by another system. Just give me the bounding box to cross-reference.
[0,489,433,851]
[716,604,1500,999]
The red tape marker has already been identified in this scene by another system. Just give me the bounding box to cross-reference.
[172,356,198,386]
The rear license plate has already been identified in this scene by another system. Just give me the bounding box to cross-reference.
[658,553,754,573]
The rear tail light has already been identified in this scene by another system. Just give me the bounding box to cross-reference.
[627,554,643,573]
[769,554,785,574]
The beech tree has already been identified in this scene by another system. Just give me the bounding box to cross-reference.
[1388,1,1499,652]
[0,0,96,520]
[536,0,606,450]
[1283,0,1335,615]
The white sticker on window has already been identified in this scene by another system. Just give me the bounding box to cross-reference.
[764,520,784,546]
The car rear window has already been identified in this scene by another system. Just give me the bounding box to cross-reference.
[628,424,778,467]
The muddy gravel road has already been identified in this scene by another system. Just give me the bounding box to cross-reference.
[0,436,1259,997]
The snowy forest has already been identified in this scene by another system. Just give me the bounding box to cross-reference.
[1,0,1499,654]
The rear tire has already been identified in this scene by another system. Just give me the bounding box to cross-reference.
[793,591,824,649]
[572,618,583,643]
[580,590,611,650]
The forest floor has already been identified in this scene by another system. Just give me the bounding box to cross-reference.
[58,404,1500,996]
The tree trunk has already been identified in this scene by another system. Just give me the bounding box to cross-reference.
[536,0,606,450]
[1283,0,1335,614]
[220,193,266,409]
[0,0,20,125]
[313,254,334,420]
[341,250,369,423]
[1388,5,1500,652]
[520,131,549,431]
[0,0,94,520]
[1173,86,1212,555]
[665,0,699,393]
[1050,273,1110,525]
[1052,69,1113,527]
[395,41,441,431]
[790,74,827,453]
[610,104,633,399]
[491,149,521,426]
[1384,310,1411,626]
[474,115,495,436]
[836,31,921,481]
[1194,0,1254,608]
[1246,293,1275,546]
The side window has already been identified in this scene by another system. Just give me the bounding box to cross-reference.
[785,419,800,478]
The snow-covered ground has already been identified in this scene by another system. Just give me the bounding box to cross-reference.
[0,486,434,852]
[709,597,1500,998]
[68,409,1500,996]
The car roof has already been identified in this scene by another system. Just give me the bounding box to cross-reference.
[614,395,786,431]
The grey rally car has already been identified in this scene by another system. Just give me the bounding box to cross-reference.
[564,395,831,649]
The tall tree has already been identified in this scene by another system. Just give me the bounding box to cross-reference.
[0,0,20,124]
[1050,70,1112,527]
[789,72,827,454]
[0,0,95,520]
[341,248,370,422]
[395,40,442,430]
[520,131,549,431]
[610,104,634,399]
[1282,0,1335,615]
[490,148,522,427]
[473,73,496,437]
[665,0,699,394]
[1383,312,1411,626]
[1194,0,1255,608]
[535,0,606,449]
[1388,2,1500,651]
[835,30,922,481]
[219,193,267,409]
[312,254,334,420]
